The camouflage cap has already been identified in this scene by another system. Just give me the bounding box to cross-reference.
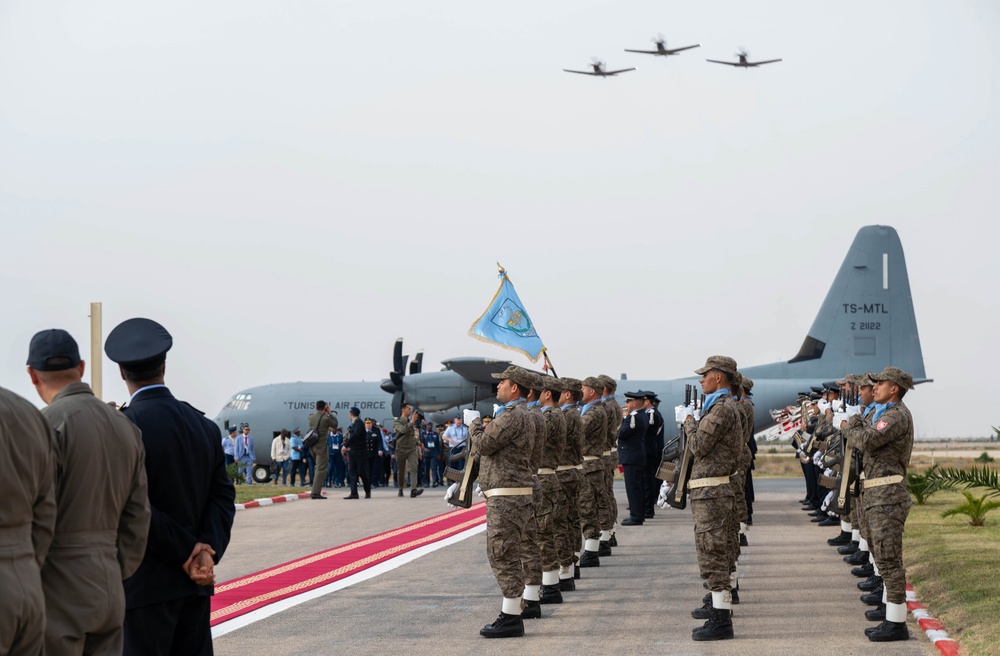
[694,355,738,377]
[858,373,875,388]
[868,366,914,391]
[540,375,563,393]
[732,372,744,388]
[597,374,617,393]
[837,373,858,386]
[581,376,603,392]
[491,365,536,391]
[560,377,582,393]
[525,371,545,392]
[740,375,754,391]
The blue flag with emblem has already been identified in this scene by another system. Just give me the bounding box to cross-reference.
[468,265,546,363]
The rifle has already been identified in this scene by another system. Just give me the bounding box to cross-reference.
[443,385,481,508]
[656,384,690,481]
[666,385,696,510]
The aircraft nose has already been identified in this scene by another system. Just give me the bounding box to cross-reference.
[380,378,398,394]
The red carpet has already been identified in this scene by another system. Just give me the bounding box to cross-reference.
[210,503,487,626]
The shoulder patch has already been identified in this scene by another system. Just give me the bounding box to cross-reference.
[876,420,888,430]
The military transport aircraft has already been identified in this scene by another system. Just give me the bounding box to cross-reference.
[624,34,700,57]
[563,58,636,77]
[707,49,782,68]
[215,225,928,483]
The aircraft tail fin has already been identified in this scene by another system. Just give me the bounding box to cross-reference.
[787,225,926,380]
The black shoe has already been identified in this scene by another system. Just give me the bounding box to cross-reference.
[801,504,819,511]
[861,587,883,606]
[621,517,643,526]
[827,530,852,546]
[598,541,612,557]
[343,494,359,499]
[411,488,423,498]
[574,565,580,580]
[746,517,753,526]
[608,533,618,547]
[311,495,327,499]
[539,584,563,604]
[845,550,870,565]
[644,512,655,519]
[398,490,404,497]
[865,604,886,623]
[432,482,439,488]
[866,620,909,642]
[852,563,875,578]
[480,612,524,638]
[818,517,839,527]
[858,575,883,592]
[838,541,860,555]
[559,578,576,592]
[702,592,712,604]
[808,510,825,517]
[364,494,371,499]
[692,608,734,641]
[579,551,600,568]
[520,600,541,619]
[691,600,713,620]
[739,534,748,547]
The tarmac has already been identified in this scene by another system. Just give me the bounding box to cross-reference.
[213,479,935,656]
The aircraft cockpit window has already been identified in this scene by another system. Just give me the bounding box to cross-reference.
[224,393,252,411]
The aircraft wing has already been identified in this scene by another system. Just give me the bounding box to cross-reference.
[667,44,700,53]
[706,59,740,66]
[751,58,782,66]
[441,357,511,385]
[623,48,658,54]
[605,67,637,75]
[563,69,598,75]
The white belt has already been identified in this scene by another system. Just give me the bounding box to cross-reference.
[583,455,600,461]
[688,475,731,489]
[482,487,533,498]
[602,450,614,456]
[556,464,583,471]
[863,475,904,489]
[537,468,556,475]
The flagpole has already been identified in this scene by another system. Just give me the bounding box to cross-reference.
[542,349,558,378]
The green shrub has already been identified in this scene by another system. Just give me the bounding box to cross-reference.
[941,491,1000,527]
[908,463,940,505]
[975,451,995,464]
[226,462,243,484]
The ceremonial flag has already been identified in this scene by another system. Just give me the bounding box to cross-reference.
[468,266,546,363]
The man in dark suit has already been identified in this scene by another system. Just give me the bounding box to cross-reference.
[105,318,235,656]
[341,407,370,499]
[618,392,648,526]
[642,392,665,519]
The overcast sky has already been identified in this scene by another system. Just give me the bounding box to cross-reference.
[2,1,998,438]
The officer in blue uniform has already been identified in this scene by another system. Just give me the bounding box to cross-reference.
[642,392,665,519]
[105,318,235,656]
[618,391,648,526]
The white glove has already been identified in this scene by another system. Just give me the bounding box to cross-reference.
[812,451,824,466]
[817,400,830,413]
[846,404,861,418]
[656,481,669,509]
[674,405,694,423]
[444,483,459,508]
[492,404,500,416]
[463,409,481,425]
[693,407,702,421]
[475,483,483,497]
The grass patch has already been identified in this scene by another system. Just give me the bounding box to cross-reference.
[903,490,1000,655]
[233,485,309,504]
[753,453,805,478]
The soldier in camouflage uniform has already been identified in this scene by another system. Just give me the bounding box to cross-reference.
[842,366,915,642]
[556,377,586,587]
[468,365,537,639]
[681,356,743,642]
[519,373,547,619]
[578,377,609,567]
[535,377,568,604]
[598,374,621,549]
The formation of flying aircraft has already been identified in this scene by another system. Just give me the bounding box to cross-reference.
[215,225,927,483]
[565,34,781,76]
[562,58,636,77]
[706,49,783,68]
[624,34,700,57]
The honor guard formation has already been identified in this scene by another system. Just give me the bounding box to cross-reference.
[441,356,915,644]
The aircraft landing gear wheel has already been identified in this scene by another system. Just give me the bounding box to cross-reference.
[252,464,271,484]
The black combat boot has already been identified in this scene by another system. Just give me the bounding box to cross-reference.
[866,621,909,642]
[398,489,404,497]
[845,549,869,565]
[702,592,712,604]
[480,612,524,638]
[691,599,713,620]
[858,575,883,592]
[739,534,749,547]
[860,586,884,606]
[598,541,612,557]
[852,562,875,578]
[692,608,734,641]
[410,488,423,498]
[827,530,852,546]
[865,604,886,623]
[539,584,563,604]
[559,577,576,592]
[838,541,860,555]
[608,533,618,547]
[579,551,600,568]
[520,600,541,619]
[817,517,839,527]
[574,564,581,579]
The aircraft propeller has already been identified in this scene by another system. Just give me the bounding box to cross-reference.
[590,56,605,70]
[652,33,666,46]
[380,338,422,417]
[736,47,750,59]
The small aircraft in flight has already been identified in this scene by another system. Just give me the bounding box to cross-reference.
[215,225,927,483]
[563,58,636,77]
[624,34,700,57]
[707,49,782,68]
